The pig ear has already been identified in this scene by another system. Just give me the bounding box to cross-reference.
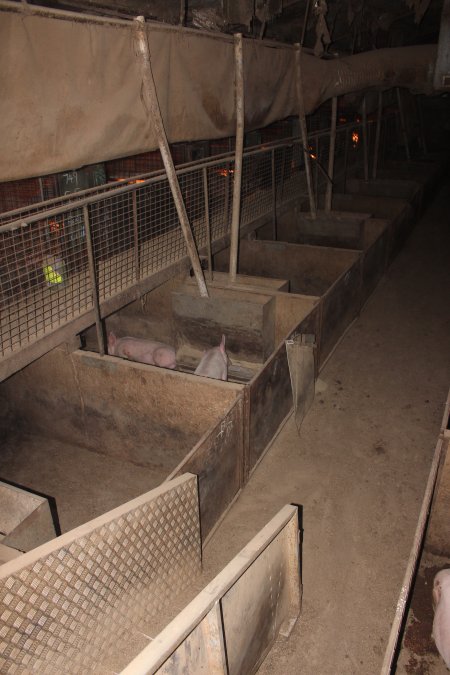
[108,332,116,345]
[220,334,226,353]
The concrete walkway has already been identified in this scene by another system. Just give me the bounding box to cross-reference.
[203,175,450,674]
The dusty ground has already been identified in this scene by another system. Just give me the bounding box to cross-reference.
[202,175,450,674]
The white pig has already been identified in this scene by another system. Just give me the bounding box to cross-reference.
[194,335,228,381]
[432,568,450,669]
[107,332,176,369]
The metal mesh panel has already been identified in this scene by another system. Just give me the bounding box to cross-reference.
[241,151,272,226]
[0,475,201,674]
[0,116,395,370]
[0,213,92,357]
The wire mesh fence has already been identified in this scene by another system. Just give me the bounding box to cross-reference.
[0,111,398,367]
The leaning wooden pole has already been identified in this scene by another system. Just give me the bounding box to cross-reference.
[372,90,383,179]
[325,96,337,212]
[229,33,245,283]
[134,16,208,297]
[295,44,316,218]
[396,87,411,161]
[362,95,369,182]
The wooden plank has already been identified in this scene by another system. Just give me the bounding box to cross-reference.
[172,285,276,364]
[359,219,390,307]
[1,347,241,470]
[319,258,362,367]
[221,513,301,675]
[247,304,320,472]
[276,209,368,250]
[425,438,450,556]
[168,396,245,539]
[157,604,227,674]
[120,504,299,675]
[223,239,360,297]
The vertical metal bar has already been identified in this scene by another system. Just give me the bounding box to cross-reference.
[396,87,411,160]
[325,96,337,211]
[134,16,208,297]
[314,136,319,201]
[229,33,245,283]
[372,90,383,179]
[224,162,231,230]
[343,127,349,192]
[83,205,105,357]
[271,147,277,239]
[362,95,369,182]
[132,190,140,283]
[416,95,428,155]
[295,44,316,218]
[280,146,286,203]
[202,167,213,282]
[38,177,45,202]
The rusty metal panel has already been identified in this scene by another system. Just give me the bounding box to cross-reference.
[0,474,201,674]
[319,259,362,367]
[169,396,245,540]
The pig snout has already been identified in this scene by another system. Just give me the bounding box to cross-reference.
[432,569,450,669]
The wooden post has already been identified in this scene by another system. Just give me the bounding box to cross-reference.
[134,16,208,297]
[362,95,369,182]
[229,33,245,283]
[343,127,349,192]
[295,44,316,218]
[416,95,428,155]
[83,205,105,356]
[396,87,411,161]
[372,91,383,179]
[325,97,337,212]
[202,167,213,282]
[271,147,277,239]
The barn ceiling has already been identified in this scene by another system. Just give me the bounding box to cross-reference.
[25,0,444,52]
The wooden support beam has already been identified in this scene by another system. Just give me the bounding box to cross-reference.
[372,90,383,180]
[134,16,208,297]
[229,33,245,283]
[325,96,337,212]
[295,44,316,218]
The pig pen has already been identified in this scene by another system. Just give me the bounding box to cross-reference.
[0,345,244,539]
[214,240,362,368]
[88,271,320,482]
[368,158,447,200]
[256,207,390,307]
[330,192,416,262]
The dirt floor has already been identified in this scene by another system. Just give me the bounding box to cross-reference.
[202,176,450,674]
[0,434,166,532]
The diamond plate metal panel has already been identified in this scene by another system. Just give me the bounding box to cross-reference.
[0,474,201,674]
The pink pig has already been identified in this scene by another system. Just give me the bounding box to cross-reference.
[432,569,450,668]
[107,332,176,369]
[194,335,228,381]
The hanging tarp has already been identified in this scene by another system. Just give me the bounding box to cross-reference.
[0,5,437,182]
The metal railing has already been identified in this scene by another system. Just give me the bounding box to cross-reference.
[0,112,397,377]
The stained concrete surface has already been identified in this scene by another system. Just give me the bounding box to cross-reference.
[202,176,450,674]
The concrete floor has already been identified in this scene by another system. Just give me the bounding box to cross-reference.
[203,175,450,674]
